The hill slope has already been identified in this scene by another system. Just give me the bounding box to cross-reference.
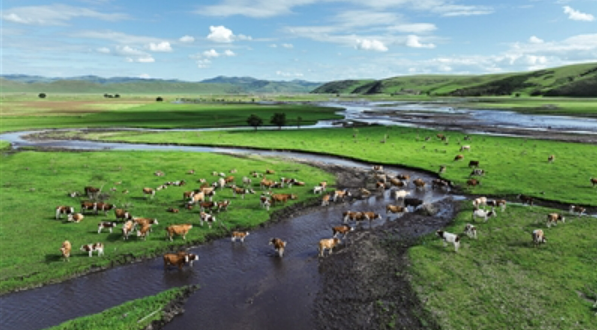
[311,63,597,97]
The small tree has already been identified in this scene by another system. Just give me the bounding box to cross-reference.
[156,96,163,102]
[247,114,263,131]
[103,93,109,98]
[114,94,120,98]
[296,116,303,129]
[270,112,286,130]
[38,93,46,99]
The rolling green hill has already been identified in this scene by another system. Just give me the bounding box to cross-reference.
[311,63,597,97]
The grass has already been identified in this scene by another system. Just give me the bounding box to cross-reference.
[78,125,597,206]
[408,203,597,330]
[0,150,335,294]
[453,97,597,118]
[46,286,192,330]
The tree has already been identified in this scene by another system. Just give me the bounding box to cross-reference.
[156,96,163,102]
[296,116,303,129]
[270,112,286,130]
[247,114,263,130]
[114,94,120,98]
[103,93,109,98]
[38,93,46,99]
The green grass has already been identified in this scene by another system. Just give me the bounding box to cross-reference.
[409,203,597,330]
[79,126,597,206]
[46,286,192,330]
[0,140,10,150]
[0,150,335,294]
[453,97,597,117]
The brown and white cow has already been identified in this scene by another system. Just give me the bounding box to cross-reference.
[199,212,216,229]
[269,238,287,257]
[217,200,231,212]
[95,202,115,216]
[436,230,460,252]
[67,213,85,223]
[271,193,298,206]
[386,204,408,214]
[318,238,341,257]
[80,242,104,257]
[134,218,158,231]
[547,155,555,163]
[136,224,152,240]
[165,224,193,241]
[98,221,118,233]
[569,205,586,216]
[182,191,195,201]
[60,240,71,262]
[122,220,136,240]
[464,224,477,239]
[167,208,179,213]
[80,201,97,214]
[332,189,352,202]
[532,229,547,247]
[431,179,453,191]
[321,194,331,207]
[396,174,411,181]
[361,211,383,227]
[466,179,481,187]
[84,186,100,199]
[188,191,205,205]
[413,178,426,190]
[460,145,471,152]
[486,199,507,212]
[232,186,255,199]
[332,224,354,238]
[372,165,384,172]
[591,177,597,188]
[163,252,197,270]
[114,208,133,221]
[142,187,156,199]
[231,231,249,242]
[389,178,408,188]
[199,201,216,212]
[55,206,75,220]
[546,213,565,228]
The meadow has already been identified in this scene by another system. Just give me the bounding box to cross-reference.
[47,286,191,330]
[77,125,597,207]
[0,150,335,294]
[409,203,597,330]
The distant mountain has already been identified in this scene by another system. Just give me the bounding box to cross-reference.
[0,75,323,94]
[311,63,597,97]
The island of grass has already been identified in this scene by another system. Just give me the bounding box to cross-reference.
[0,150,335,294]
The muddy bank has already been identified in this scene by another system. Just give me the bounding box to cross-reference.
[145,285,199,330]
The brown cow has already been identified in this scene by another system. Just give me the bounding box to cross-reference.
[332,224,354,238]
[454,154,464,161]
[98,221,118,233]
[396,174,410,181]
[182,191,195,201]
[468,160,480,168]
[199,212,216,229]
[343,211,365,223]
[67,213,85,223]
[163,252,198,270]
[231,231,249,242]
[271,193,298,206]
[386,204,408,214]
[84,186,100,199]
[591,177,597,187]
[216,200,231,212]
[55,206,75,220]
[142,187,155,199]
[332,189,352,202]
[114,208,133,221]
[122,220,136,240]
[167,208,179,213]
[318,238,341,257]
[532,229,547,247]
[547,155,555,163]
[136,224,152,240]
[413,178,426,190]
[321,194,331,207]
[95,202,115,216]
[80,201,97,214]
[60,240,71,262]
[569,205,586,216]
[199,201,216,212]
[269,238,287,257]
[165,224,193,241]
[546,213,565,228]
[134,218,158,231]
[467,179,481,187]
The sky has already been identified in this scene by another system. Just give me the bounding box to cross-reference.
[1,0,596,82]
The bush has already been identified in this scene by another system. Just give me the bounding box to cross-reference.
[156,97,163,102]
[38,93,46,99]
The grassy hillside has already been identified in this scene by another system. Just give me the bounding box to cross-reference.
[312,63,597,97]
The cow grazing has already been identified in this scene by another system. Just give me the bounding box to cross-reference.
[122,220,136,240]
[80,242,104,257]
[321,194,331,207]
[231,231,249,242]
[468,160,480,168]
[332,224,354,238]
[98,221,117,233]
[215,200,230,212]
[189,192,205,204]
[199,212,217,229]
[67,213,84,223]
[386,204,408,214]
[454,154,464,161]
[224,176,235,184]
[472,197,488,209]
[167,208,179,213]
[55,206,74,220]
[470,169,486,177]
[393,190,411,201]
[569,205,586,216]
[332,189,352,202]
[232,186,255,199]
[486,199,507,212]
[271,193,298,206]
[269,238,287,257]
[134,218,158,232]
[404,198,424,210]
[60,240,71,262]
[95,202,115,216]
[413,178,426,190]
[187,169,195,175]
[260,178,274,190]
[436,230,461,252]
[464,224,477,239]
[199,201,216,212]
[80,201,97,214]
[466,179,481,187]
[472,209,497,222]
[532,229,547,247]
[142,187,156,199]
[546,213,565,228]
[114,209,133,221]
[165,224,193,241]
[460,145,471,152]
[136,224,152,240]
[156,185,168,191]
[517,194,534,206]
[265,169,276,175]
[84,186,100,199]
[318,238,341,257]
[547,155,555,163]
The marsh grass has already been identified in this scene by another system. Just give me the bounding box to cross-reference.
[0,150,334,293]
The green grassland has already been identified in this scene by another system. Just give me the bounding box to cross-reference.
[47,286,192,330]
[0,150,335,294]
[79,126,597,207]
[409,203,597,330]
[0,94,342,132]
[454,97,597,118]
[313,62,597,97]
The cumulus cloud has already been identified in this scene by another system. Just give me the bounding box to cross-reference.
[563,6,595,21]
[126,56,155,63]
[147,41,172,52]
[355,39,388,52]
[224,49,236,56]
[179,35,195,43]
[202,49,236,57]
[110,45,155,63]
[1,4,128,26]
[529,36,544,44]
[406,35,435,49]
[207,25,252,43]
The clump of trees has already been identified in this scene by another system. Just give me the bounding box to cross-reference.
[247,114,263,130]
[38,93,46,98]
[103,94,121,98]
[270,113,286,130]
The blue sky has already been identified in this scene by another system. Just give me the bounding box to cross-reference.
[2,0,596,81]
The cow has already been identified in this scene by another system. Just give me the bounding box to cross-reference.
[142,187,156,199]
[361,211,382,227]
[436,134,445,140]
[182,191,195,201]
[343,211,365,223]
[376,181,387,192]
[591,177,597,188]
[472,197,488,209]
[269,238,287,257]
[464,224,477,239]
[217,200,231,212]
[547,155,555,163]
[319,181,328,190]
[413,178,426,190]
[154,170,165,176]
[114,209,133,221]
[167,208,179,213]
[260,195,272,210]
[569,205,586,216]
[67,213,84,223]
[163,252,198,270]
[134,218,158,232]
[95,202,115,216]
[231,231,249,242]
[165,224,193,241]
[468,160,480,168]
[260,177,274,190]
[122,220,136,240]
[199,212,217,229]
[486,199,507,212]
[460,145,471,152]
[136,224,152,240]
[517,194,534,206]
[321,194,331,207]
[156,185,168,191]
[60,240,71,262]
[532,229,547,247]
[332,189,352,202]
[469,169,486,177]
[436,230,460,252]
[454,154,464,161]
[372,165,384,172]
[224,176,235,184]
[332,224,354,238]
[389,178,408,188]
[171,180,186,186]
[80,242,104,257]
[318,238,341,257]
[265,169,276,174]
[55,206,75,220]
[466,179,481,187]
[232,186,255,199]
[201,187,217,201]
[199,201,216,212]
[439,165,446,174]
[242,176,252,186]
[188,191,205,205]
[546,213,565,228]
[80,201,97,214]
[313,185,325,194]
[187,169,195,175]
[396,174,411,181]
[393,190,411,201]
[271,193,298,206]
[84,186,100,199]
[431,179,452,191]
[359,188,371,197]
[386,204,408,214]
[472,209,497,222]
[98,221,118,233]
[404,198,424,210]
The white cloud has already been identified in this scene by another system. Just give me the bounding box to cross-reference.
[202,49,236,57]
[96,47,111,54]
[110,45,155,63]
[126,56,155,63]
[1,4,128,26]
[276,70,304,77]
[206,25,254,43]
[203,49,220,57]
[139,74,151,79]
[70,30,165,45]
[270,44,278,48]
[355,39,388,52]
[563,6,595,21]
[196,59,212,68]
[147,41,172,52]
[389,23,437,34]
[197,0,317,18]
[224,49,236,56]
[529,36,544,44]
[406,35,435,48]
[179,35,195,43]
[282,43,294,48]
